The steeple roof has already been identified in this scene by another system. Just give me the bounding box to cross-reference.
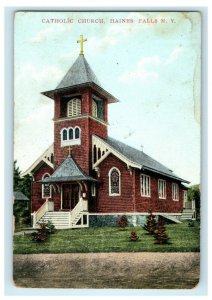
[41,55,119,103]
[56,55,102,89]
[40,155,97,183]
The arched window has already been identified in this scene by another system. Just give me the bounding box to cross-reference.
[109,167,121,196]
[61,127,81,146]
[92,99,98,117]
[75,127,80,139]
[67,98,81,117]
[42,173,51,198]
[62,129,67,141]
[69,128,73,140]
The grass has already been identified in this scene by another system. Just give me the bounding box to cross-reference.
[13,222,200,254]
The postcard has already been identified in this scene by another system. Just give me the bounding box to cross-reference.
[13,11,201,289]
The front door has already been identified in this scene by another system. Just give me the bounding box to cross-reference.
[62,184,79,210]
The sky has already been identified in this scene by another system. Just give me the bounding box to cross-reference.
[14,11,201,185]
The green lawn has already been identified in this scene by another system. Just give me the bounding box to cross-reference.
[13,223,200,254]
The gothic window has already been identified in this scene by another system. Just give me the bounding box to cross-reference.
[42,173,51,199]
[140,174,151,197]
[109,167,121,196]
[158,179,166,199]
[75,127,80,139]
[172,183,179,201]
[62,129,67,141]
[69,128,73,140]
[67,98,81,117]
[61,126,81,146]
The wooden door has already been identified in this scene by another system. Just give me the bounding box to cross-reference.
[62,184,71,210]
[71,184,79,209]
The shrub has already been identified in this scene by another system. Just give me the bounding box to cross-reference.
[31,222,47,242]
[46,221,55,234]
[129,229,139,241]
[144,212,157,234]
[117,215,128,229]
[154,218,170,244]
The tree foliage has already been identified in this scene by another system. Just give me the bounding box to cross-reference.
[14,160,32,198]
[13,160,32,224]
[187,184,200,209]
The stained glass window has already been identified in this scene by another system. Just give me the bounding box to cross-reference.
[42,174,51,198]
[109,168,120,195]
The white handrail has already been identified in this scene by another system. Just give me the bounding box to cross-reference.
[33,200,52,227]
[70,198,83,219]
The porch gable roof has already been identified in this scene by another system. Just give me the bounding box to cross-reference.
[40,155,97,183]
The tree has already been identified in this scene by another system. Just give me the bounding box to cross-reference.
[144,212,157,234]
[188,184,200,219]
[154,217,170,244]
[13,161,32,225]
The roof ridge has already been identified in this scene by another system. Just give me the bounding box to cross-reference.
[108,136,173,172]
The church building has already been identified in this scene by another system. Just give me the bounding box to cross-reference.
[23,35,196,228]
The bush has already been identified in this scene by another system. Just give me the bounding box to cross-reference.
[31,222,47,242]
[46,221,55,234]
[129,229,139,241]
[117,215,128,229]
[154,218,170,244]
[144,212,157,234]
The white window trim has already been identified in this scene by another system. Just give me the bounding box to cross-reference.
[172,183,179,201]
[108,167,121,196]
[140,174,151,197]
[42,173,52,199]
[60,126,81,147]
[158,179,166,199]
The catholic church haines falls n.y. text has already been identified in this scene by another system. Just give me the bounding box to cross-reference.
[23,35,196,228]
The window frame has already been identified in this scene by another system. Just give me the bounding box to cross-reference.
[158,179,166,199]
[60,126,81,147]
[108,167,121,196]
[172,183,179,201]
[140,174,151,197]
[42,173,52,199]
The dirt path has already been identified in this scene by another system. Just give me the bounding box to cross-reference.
[13,252,200,289]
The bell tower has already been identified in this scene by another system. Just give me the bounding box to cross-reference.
[41,35,119,175]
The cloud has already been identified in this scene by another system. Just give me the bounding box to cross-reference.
[119,56,161,82]
[30,24,72,44]
[166,47,184,64]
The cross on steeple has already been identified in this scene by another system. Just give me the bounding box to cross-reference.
[67,146,72,157]
[77,35,87,55]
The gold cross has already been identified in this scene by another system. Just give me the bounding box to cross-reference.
[77,35,87,55]
[67,146,72,156]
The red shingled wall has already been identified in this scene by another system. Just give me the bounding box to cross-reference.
[31,164,53,212]
[94,154,135,213]
[134,169,184,213]
[53,89,108,174]
[94,154,184,214]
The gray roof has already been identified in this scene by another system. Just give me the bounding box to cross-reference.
[14,191,29,201]
[41,56,119,103]
[41,155,97,183]
[56,55,102,89]
[105,137,189,183]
